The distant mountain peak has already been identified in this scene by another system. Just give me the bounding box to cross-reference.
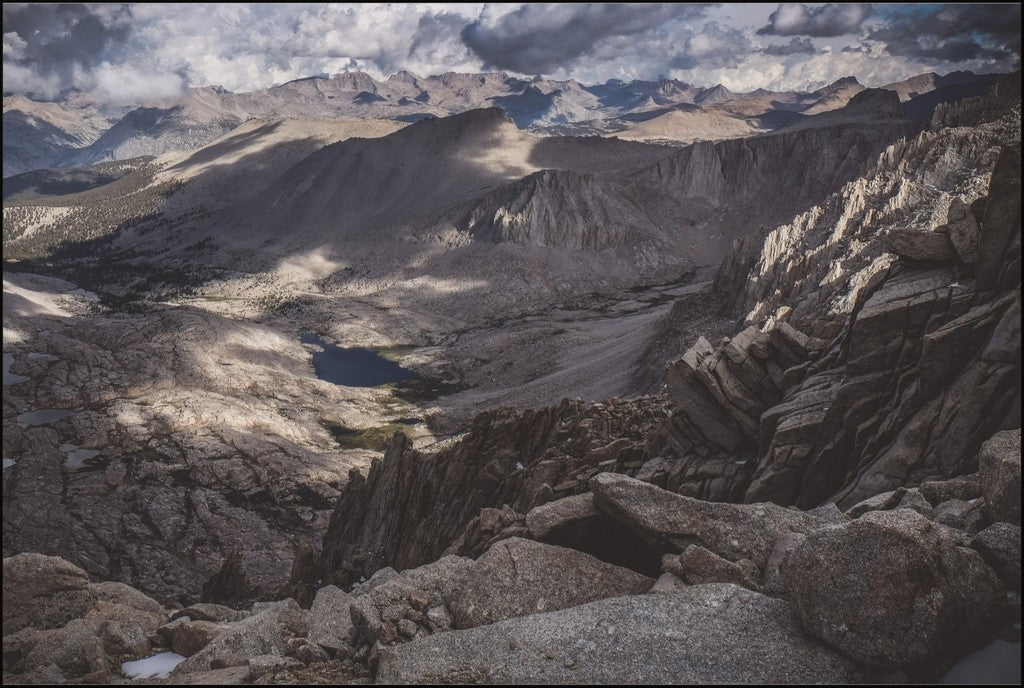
[832,76,861,87]
[696,84,736,104]
[388,70,420,82]
[842,87,904,117]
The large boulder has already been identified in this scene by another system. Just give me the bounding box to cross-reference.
[945,198,982,266]
[589,472,825,568]
[399,556,476,608]
[170,609,287,675]
[524,493,597,539]
[978,429,1021,525]
[4,572,170,681]
[918,474,982,505]
[786,509,1003,668]
[306,586,355,652]
[169,620,231,657]
[886,228,958,262]
[971,523,1022,591]
[21,619,109,679]
[377,585,866,684]
[451,538,652,629]
[663,546,760,590]
[3,554,96,634]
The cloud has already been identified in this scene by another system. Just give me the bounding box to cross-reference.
[1,3,1020,104]
[761,37,819,56]
[758,3,872,37]
[2,3,132,97]
[461,4,710,75]
[867,4,1021,64]
[671,22,752,70]
[3,31,28,60]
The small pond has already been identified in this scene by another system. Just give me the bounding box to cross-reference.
[4,353,30,385]
[300,332,418,388]
[17,409,73,427]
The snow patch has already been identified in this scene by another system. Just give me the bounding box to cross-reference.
[122,652,186,680]
[60,444,100,470]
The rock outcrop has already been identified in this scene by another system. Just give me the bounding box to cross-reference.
[450,538,652,629]
[3,554,171,683]
[786,509,1003,668]
[590,472,832,569]
[377,585,868,684]
[686,95,1021,508]
[978,429,1022,525]
[318,398,666,585]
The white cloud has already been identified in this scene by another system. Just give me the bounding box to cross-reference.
[90,62,189,105]
[2,3,1019,103]
[3,32,27,60]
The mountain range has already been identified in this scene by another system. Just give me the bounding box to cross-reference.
[1,60,1020,686]
[2,69,1003,177]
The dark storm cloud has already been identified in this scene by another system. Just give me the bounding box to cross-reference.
[867,4,1021,63]
[757,3,872,37]
[408,11,467,65]
[761,37,819,56]
[3,3,131,88]
[461,3,711,75]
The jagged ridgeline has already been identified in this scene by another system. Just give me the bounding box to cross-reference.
[2,69,1021,686]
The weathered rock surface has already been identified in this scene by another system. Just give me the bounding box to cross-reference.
[918,474,982,505]
[398,556,477,609]
[2,554,171,682]
[649,572,689,594]
[2,284,370,605]
[451,538,651,629]
[663,546,761,590]
[786,509,1003,668]
[695,88,1021,510]
[971,523,1022,591]
[524,493,598,540]
[348,576,436,647]
[975,144,1022,291]
[589,472,827,568]
[377,585,867,684]
[932,498,985,532]
[886,228,958,262]
[3,554,97,634]
[171,609,288,674]
[978,429,1022,525]
[171,603,248,624]
[344,557,475,649]
[318,398,667,585]
[306,586,355,652]
[945,197,981,266]
[657,321,824,501]
[168,620,229,657]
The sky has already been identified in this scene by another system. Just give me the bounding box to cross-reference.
[2,3,1020,103]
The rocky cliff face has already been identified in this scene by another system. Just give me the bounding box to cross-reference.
[690,76,1022,509]
[316,77,1020,587]
[317,398,668,586]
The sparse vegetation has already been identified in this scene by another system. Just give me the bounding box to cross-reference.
[322,420,412,450]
